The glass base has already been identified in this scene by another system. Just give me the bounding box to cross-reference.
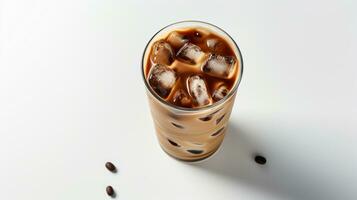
[159,142,222,163]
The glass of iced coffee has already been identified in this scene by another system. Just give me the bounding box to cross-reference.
[141,21,243,162]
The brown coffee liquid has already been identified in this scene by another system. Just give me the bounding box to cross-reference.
[145,28,239,108]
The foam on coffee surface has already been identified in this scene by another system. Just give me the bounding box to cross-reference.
[146,27,239,108]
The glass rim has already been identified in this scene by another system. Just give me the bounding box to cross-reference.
[141,20,244,112]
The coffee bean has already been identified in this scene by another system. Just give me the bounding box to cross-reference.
[187,149,203,154]
[199,109,222,121]
[216,114,225,124]
[105,162,117,173]
[106,185,115,197]
[171,122,184,129]
[254,155,267,165]
[199,115,212,121]
[168,139,180,147]
[211,127,224,136]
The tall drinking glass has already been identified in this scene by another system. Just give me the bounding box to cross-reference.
[141,21,243,162]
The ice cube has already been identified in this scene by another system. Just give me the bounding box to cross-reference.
[150,40,174,66]
[212,84,229,101]
[148,64,177,98]
[172,89,192,107]
[202,54,236,79]
[206,38,225,54]
[167,31,188,49]
[206,39,218,49]
[187,75,212,106]
[177,43,205,64]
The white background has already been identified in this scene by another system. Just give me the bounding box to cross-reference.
[1,0,356,199]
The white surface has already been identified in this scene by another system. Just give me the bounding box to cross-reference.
[0,0,356,199]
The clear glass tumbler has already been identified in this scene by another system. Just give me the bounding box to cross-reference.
[141,21,243,162]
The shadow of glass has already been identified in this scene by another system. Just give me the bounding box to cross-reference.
[187,122,351,200]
